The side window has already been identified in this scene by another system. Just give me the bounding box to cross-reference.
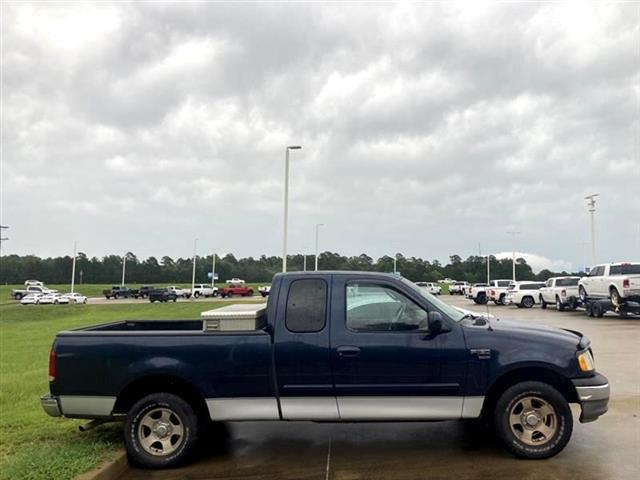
[546,279,553,287]
[346,283,428,332]
[285,279,327,333]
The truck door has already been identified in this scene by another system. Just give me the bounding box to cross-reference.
[273,276,338,420]
[330,276,468,420]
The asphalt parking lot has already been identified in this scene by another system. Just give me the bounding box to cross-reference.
[120,295,640,480]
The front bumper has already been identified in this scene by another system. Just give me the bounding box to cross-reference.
[41,394,62,417]
[572,372,610,423]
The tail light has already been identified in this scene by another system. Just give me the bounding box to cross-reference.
[561,289,566,297]
[490,290,495,296]
[623,279,630,288]
[48,347,56,382]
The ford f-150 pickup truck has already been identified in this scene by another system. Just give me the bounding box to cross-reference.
[41,272,609,468]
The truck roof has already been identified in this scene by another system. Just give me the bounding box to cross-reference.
[274,271,401,279]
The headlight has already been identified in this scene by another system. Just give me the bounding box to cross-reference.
[577,350,595,372]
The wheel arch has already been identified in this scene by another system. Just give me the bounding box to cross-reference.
[113,374,209,420]
[481,366,578,419]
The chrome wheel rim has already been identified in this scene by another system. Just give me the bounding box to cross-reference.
[509,396,557,446]
[138,408,184,456]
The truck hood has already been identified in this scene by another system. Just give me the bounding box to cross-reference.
[466,317,587,349]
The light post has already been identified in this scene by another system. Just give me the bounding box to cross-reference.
[282,145,302,272]
[315,223,324,271]
[585,194,599,265]
[191,238,198,296]
[211,253,216,289]
[121,252,127,286]
[393,254,397,274]
[0,225,8,254]
[71,241,77,294]
[507,231,521,282]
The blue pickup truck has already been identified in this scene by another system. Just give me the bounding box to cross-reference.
[41,271,609,468]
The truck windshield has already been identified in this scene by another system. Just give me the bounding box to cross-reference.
[402,278,465,322]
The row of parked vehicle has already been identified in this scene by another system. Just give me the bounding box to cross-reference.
[457,261,640,317]
[103,282,258,302]
[20,292,88,305]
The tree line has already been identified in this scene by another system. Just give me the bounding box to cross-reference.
[0,252,578,285]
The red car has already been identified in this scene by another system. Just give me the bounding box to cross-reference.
[219,284,254,298]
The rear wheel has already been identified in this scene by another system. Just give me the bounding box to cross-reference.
[125,393,199,469]
[555,297,565,312]
[521,296,534,308]
[610,288,622,308]
[540,296,547,309]
[494,381,572,459]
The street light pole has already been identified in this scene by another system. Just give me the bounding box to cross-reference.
[303,254,307,272]
[191,238,198,296]
[282,145,302,272]
[507,231,521,282]
[121,252,126,287]
[393,254,397,274]
[0,225,8,255]
[585,194,599,265]
[315,223,324,271]
[71,241,77,294]
[211,253,216,289]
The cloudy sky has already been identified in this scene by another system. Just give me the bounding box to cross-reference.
[2,2,639,272]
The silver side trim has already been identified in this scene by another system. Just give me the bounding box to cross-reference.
[206,397,279,421]
[280,397,340,420]
[575,383,610,402]
[59,395,116,418]
[461,396,484,418]
[337,396,465,420]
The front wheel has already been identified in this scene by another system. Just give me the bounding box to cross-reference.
[540,296,547,309]
[579,286,588,302]
[494,381,573,459]
[521,296,534,309]
[124,393,199,469]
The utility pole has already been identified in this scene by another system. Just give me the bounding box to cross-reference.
[585,194,599,266]
[121,253,127,286]
[211,253,216,289]
[71,241,77,294]
[315,223,324,271]
[487,253,491,284]
[282,145,302,272]
[0,225,8,255]
[303,254,307,272]
[393,254,397,274]
[507,231,521,282]
[191,238,198,296]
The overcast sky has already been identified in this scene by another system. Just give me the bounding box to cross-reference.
[2,2,639,272]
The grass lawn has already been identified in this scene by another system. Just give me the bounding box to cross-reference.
[0,300,260,480]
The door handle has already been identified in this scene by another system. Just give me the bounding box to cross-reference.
[337,346,361,357]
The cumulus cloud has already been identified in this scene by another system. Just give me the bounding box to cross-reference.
[1,2,639,266]
[493,252,574,274]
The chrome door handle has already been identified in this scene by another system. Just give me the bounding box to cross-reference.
[337,346,361,357]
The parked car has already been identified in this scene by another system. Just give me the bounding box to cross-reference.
[449,281,469,295]
[39,293,69,305]
[539,277,581,311]
[149,288,178,303]
[226,278,246,284]
[219,284,254,298]
[61,292,88,304]
[487,280,515,305]
[190,284,218,298]
[166,286,191,298]
[578,262,640,306]
[103,286,139,300]
[11,285,56,300]
[24,279,44,287]
[41,271,609,468]
[415,282,442,295]
[503,282,546,308]
[138,286,155,299]
[258,285,271,297]
[20,293,42,305]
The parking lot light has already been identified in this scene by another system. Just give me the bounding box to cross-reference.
[315,223,324,271]
[191,238,198,297]
[282,145,302,272]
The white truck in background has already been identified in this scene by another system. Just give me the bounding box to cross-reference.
[449,281,469,295]
[578,262,640,306]
[503,281,546,308]
[190,284,219,298]
[539,277,581,311]
[487,279,514,305]
[468,283,489,304]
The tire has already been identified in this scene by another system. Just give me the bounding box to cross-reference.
[15,293,23,300]
[593,302,605,318]
[173,297,177,302]
[124,393,199,469]
[494,381,573,459]
[610,287,622,308]
[194,292,200,299]
[555,297,565,312]
[115,293,120,300]
[212,291,219,298]
[521,296,534,309]
[540,296,547,309]
[586,302,594,317]
[474,293,488,305]
[227,292,233,298]
[579,286,588,303]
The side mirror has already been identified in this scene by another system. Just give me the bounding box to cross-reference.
[427,311,445,334]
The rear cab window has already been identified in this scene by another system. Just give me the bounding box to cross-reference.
[285,279,328,333]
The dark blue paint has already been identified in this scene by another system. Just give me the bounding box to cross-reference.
[50,271,599,413]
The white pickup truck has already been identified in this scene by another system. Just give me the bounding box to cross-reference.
[539,277,581,311]
[190,284,219,298]
[166,286,191,298]
[11,285,57,300]
[467,283,489,304]
[449,281,469,295]
[578,262,640,306]
[504,281,546,308]
[487,279,514,305]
